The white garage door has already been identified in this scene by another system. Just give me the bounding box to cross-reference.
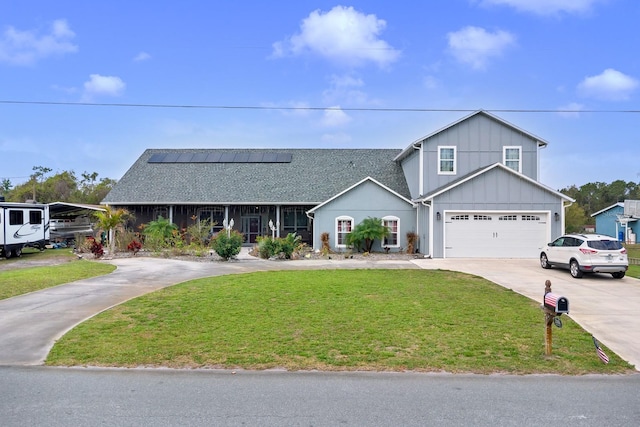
[444,212,548,258]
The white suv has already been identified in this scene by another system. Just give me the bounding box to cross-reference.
[540,234,628,279]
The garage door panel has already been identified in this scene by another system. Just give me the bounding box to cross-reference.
[445,213,547,258]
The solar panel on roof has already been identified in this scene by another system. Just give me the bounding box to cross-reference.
[146,151,293,163]
[176,153,194,162]
[234,153,250,163]
[163,153,181,162]
[262,153,278,162]
[148,153,167,163]
[276,153,293,162]
[248,152,264,162]
[191,153,208,162]
[206,152,223,162]
[220,153,236,162]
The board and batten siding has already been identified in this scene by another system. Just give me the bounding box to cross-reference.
[421,114,541,195]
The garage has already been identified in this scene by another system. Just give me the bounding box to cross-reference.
[444,212,549,258]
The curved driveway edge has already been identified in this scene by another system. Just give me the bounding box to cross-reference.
[0,255,638,370]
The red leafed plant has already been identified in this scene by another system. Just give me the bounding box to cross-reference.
[127,239,143,255]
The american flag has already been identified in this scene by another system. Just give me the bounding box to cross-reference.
[592,336,610,364]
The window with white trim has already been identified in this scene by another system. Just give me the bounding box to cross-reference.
[450,214,469,221]
[335,216,353,248]
[521,215,541,221]
[503,146,522,173]
[438,146,456,175]
[382,216,400,248]
[474,215,492,221]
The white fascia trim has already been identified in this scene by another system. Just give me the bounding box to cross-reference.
[590,202,625,217]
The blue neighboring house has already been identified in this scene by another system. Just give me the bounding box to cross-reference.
[591,202,639,243]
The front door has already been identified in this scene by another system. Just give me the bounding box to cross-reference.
[242,216,261,244]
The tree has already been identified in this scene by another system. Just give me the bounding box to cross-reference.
[565,204,589,234]
[93,206,132,255]
[0,178,11,196]
[30,166,52,202]
[346,217,389,253]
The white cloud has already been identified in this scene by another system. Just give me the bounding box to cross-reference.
[557,102,584,118]
[423,75,440,90]
[272,6,400,68]
[321,132,352,145]
[133,51,151,62]
[447,26,516,70]
[478,0,604,15]
[321,106,352,127]
[577,68,638,101]
[82,74,126,101]
[0,19,78,65]
[322,73,372,105]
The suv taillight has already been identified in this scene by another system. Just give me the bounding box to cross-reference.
[621,249,627,254]
[579,248,598,255]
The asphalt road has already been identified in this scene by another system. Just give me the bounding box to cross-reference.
[2,366,640,426]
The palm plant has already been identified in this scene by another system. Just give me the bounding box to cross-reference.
[93,206,132,255]
[346,217,389,253]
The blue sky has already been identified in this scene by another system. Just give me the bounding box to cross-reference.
[1,0,638,191]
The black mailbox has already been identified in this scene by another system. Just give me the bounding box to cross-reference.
[544,292,569,314]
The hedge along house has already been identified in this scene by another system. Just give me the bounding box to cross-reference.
[102,110,573,258]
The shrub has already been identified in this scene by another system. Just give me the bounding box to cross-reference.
[346,217,389,253]
[406,231,418,254]
[320,232,331,255]
[256,233,303,259]
[127,239,142,255]
[87,237,104,258]
[210,230,244,260]
[142,216,178,250]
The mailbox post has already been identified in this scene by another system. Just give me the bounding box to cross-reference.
[542,280,569,356]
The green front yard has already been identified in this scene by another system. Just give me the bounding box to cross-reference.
[46,269,633,374]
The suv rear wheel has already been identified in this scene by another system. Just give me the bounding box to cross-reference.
[570,259,583,278]
[611,272,626,279]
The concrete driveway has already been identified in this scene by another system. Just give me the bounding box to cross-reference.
[0,253,638,370]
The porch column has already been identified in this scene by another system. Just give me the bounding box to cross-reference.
[276,205,281,238]
[169,206,174,224]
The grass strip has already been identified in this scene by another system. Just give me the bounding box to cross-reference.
[47,269,633,374]
[0,260,116,300]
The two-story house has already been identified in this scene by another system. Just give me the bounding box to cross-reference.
[102,110,573,258]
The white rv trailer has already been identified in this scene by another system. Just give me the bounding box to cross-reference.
[0,202,50,259]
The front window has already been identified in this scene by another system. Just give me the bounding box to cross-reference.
[382,216,399,248]
[198,207,225,233]
[336,216,353,248]
[503,146,522,173]
[438,146,456,174]
[283,207,308,231]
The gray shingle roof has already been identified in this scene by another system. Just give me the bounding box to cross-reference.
[102,149,410,205]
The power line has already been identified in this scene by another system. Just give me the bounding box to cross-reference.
[0,100,639,113]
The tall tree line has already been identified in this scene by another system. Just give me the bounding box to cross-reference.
[0,166,116,205]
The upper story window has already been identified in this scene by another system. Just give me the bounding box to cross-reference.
[438,146,456,175]
[503,146,522,173]
[382,216,400,248]
[335,216,354,248]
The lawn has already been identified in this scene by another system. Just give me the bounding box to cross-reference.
[625,244,640,279]
[0,256,116,300]
[46,269,633,374]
